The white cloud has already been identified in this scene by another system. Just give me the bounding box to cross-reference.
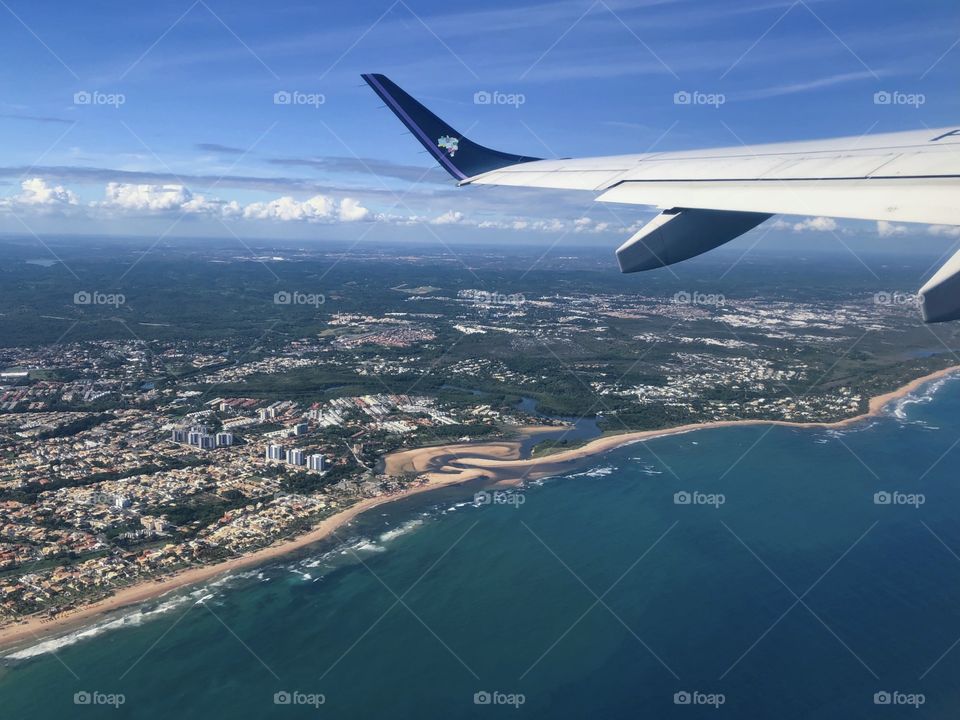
[771,216,842,233]
[876,220,908,237]
[430,209,463,225]
[16,178,78,207]
[99,183,193,212]
[0,178,79,214]
[530,219,565,232]
[928,224,960,238]
[242,194,335,222]
[0,178,640,236]
[94,182,242,219]
[338,197,369,222]
[792,216,837,232]
[571,216,613,234]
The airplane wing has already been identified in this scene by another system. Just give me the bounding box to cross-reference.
[362,73,960,323]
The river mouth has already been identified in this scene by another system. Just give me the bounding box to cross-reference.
[513,396,602,455]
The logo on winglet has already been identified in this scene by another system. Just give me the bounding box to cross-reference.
[438,135,459,157]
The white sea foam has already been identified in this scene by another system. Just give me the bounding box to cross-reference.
[889,375,956,422]
[567,465,616,479]
[378,519,424,543]
[354,541,384,553]
[443,500,473,514]
[5,594,191,660]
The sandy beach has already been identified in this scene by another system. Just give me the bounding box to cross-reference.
[1,364,956,655]
[380,365,960,485]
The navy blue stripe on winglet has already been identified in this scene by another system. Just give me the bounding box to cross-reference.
[362,73,466,180]
[361,73,540,181]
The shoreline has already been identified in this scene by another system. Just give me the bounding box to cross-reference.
[2,365,957,656]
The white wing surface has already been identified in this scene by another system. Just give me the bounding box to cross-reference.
[363,73,960,322]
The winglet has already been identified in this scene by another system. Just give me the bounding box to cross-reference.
[361,73,540,181]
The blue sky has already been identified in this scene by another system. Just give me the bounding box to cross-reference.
[0,0,958,247]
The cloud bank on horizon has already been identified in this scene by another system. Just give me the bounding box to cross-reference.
[0,0,957,246]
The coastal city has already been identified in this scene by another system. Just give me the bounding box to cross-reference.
[1,242,956,625]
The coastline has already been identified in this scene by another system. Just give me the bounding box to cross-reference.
[2,365,956,656]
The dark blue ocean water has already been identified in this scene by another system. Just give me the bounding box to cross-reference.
[3,376,960,719]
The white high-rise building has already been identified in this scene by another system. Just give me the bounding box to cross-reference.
[307,454,327,472]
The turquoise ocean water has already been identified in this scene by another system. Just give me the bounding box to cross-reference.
[3,375,960,718]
